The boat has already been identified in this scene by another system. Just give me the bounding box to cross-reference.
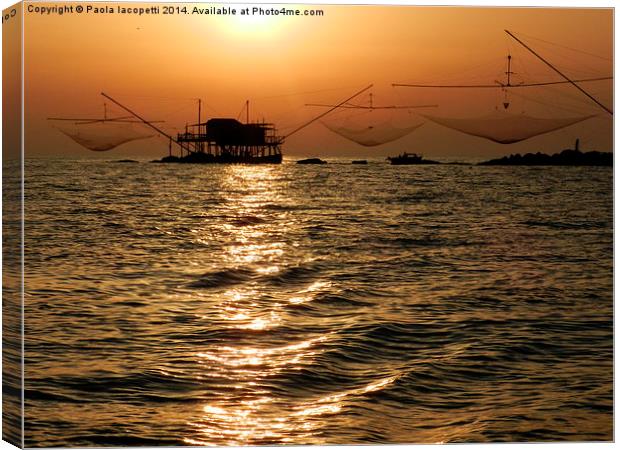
[387,153,440,165]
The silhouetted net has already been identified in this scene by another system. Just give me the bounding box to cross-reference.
[321,109,425,146]
[421,111,597,144]
[322,121,425,146]
[54,121,155,151]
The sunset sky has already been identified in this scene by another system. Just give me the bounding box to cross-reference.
[10,2,615,157]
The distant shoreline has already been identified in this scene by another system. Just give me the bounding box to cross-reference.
[20,149,614,167]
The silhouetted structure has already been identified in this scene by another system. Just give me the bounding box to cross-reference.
[174,118,283,164]
[102,87,376,164]
[479,139,612,166]
[387,153,440,165]
[297,158,327,164]
[100,94,283,164]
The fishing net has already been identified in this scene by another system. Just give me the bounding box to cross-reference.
[53,120,155,151]
[321,109,425,147]
[322,120,425,146]
[421,110,597,144]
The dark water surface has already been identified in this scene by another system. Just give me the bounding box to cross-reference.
[23,158,612,446]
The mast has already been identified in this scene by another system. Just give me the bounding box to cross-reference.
[504,29,612,116]
[246,100,250,124]
[505,54,513,87]
[502,54,514,109]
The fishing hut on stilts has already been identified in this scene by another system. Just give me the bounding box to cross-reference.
[176,99,283,163]
[97,84,375,163]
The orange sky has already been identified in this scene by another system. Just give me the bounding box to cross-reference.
[3,1,21,161]
[17,3,614,157]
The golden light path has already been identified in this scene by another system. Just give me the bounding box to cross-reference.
[183,166,399,445]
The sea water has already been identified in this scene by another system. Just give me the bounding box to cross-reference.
[14,157,612,446]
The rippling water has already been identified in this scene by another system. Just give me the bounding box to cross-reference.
[21,158,612,446]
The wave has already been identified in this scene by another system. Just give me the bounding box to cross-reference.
[268,262,326,286]
[522,219,609,229]
[231,215,267,226]
[187,267,255,289]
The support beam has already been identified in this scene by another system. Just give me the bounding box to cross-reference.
[505,29,612,115]
[392,77,612,89]
[100,92,193,153]
[305,103,438,109]
[285,84,374,139]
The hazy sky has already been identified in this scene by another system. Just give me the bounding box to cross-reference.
[16,2,614,158]
[3,1,21,161]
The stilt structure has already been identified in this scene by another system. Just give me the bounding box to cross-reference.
[100,84,374,163]
[176,116,283,164]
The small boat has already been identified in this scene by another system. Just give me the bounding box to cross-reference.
[387,153,439,165]
[352,160,368,164]
[388,152,422,164]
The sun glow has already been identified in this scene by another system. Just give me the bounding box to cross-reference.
[212,5,289,39]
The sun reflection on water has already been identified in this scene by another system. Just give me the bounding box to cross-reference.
[289,280,332,304]
[185,166,343,445]
[182,166,405,445]
[185,364,401,445]
[24,158,614,446]
[188,331,337,445]
[196,334,328,368]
